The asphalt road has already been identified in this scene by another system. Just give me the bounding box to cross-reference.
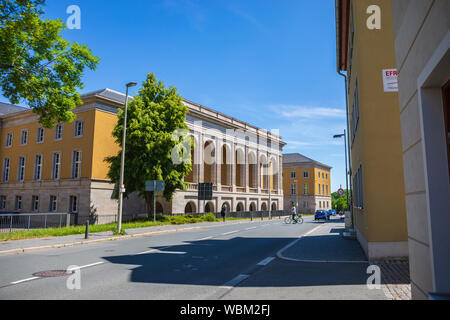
[0,216,387,300]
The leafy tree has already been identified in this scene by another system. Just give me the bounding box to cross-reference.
[332,190,349,211]
[106,73,193,218]
[0,0,99,128]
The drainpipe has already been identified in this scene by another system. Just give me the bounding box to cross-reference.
[337,70,354,230]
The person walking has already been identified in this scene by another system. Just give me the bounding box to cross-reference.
[221,204,227,222]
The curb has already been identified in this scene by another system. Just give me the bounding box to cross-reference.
[0,217,285,256]
[276,224,369,264]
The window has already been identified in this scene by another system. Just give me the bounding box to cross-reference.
[319,201,322,209]
[3,158,10,182]
[34,154,42,181]
[290,183,297,195]
[36,127,45,143]
[322,184,325,195]
[353,165,364,209]
[6,133,13,147]
[49,195,57,212]
[303,201,308,209]
[52,152,61,180]
[55,124,63,140]
[0,196,6,210]
[18,157,26,181]
[31,196,39,212]
[303,171,309,178]
[290,171,296,179]
[20,130,28,145]
[74,120,84,137]
[318,183,321,195]
[303,183,309,195]
[351,81,360,142]
[322,173,324,179]
[70,196,78,213]
[72,150,81,178]
[326,185,329,196]
[318,172,320,179]
[15,196,22,210]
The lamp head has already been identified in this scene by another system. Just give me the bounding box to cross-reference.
[126,82,137,88]
[333,134,345,139]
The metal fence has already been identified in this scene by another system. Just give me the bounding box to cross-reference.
[0,213,72,233]
[0,210,290,233]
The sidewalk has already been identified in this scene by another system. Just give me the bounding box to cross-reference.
[0,218,276,256]
[276,220,411,300]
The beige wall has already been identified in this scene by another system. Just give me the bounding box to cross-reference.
[392,0,450,300]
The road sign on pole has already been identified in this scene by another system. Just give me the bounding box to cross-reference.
[146,180,165,192]
[338,188,345,197]
[145,181,165,223]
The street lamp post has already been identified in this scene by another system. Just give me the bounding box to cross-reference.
[333,130,349,211]
[117,81,137,233]
[294,179,299,212]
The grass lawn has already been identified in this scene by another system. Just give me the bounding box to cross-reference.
[0,213,254,242]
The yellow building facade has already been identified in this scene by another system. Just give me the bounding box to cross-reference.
[0,89,123,224]
[282,153,332,214]
[336,0,408,259]
[1,89,286,222]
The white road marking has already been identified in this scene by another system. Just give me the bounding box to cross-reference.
[221,230,239,236]
[257,257,275,266]
[221,274,249,289]
[245,227,257,231]
[10,262,105,285]
[136,246,170,255]
[198,236,213,241]
[67,262,104,271]
[10,277,40,285]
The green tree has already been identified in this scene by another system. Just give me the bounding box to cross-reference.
[0,0,99,128]
[106,73,193,218]
[332,190,349,211]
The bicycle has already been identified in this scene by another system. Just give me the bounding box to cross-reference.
[284,215,304,224]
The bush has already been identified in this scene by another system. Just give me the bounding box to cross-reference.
[201,213,217,222]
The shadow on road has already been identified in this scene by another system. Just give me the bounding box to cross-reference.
[102,233,379,288]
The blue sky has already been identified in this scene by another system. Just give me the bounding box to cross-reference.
[2,0,348,192]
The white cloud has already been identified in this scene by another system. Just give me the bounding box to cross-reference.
[273,105,346,119]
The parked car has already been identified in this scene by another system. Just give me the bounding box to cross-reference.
[314,210,330,221]
[328,209,337,216]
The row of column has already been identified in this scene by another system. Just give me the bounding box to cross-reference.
[185,134,282,193]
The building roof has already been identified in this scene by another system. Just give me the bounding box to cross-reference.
[81,88,130,103]
[0,88,285,144]
[81,88,284,143]
[0,102,29,116]
[283,153,332,169]
[335,0,350,72]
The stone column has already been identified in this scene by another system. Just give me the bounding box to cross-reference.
[231,143,236,192]
[216,140,221,190]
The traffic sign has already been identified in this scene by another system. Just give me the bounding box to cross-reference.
[146,180,165,192]
[338,188,345,196]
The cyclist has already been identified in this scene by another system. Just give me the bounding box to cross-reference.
[291,206,297,223]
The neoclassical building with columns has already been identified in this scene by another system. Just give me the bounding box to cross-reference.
[156,98,286,215]
[1,88,285,223]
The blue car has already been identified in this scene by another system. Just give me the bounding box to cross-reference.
[328,209,337,216]
[314,210,330,221]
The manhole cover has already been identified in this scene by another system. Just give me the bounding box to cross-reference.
[33,270,74,278]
